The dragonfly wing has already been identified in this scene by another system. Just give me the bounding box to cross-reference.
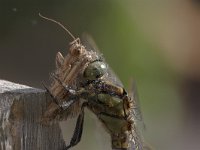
[129,80,148,150]
[130,80,145,125]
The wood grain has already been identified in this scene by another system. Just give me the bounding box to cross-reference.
[0,80,66,150]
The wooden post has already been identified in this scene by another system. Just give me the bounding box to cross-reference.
[0,80,66,150]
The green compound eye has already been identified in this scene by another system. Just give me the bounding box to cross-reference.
[84,61,107,80]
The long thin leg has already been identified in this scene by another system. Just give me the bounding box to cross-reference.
[51,74,77,95]
[65,103,87,150]
[42,81,78,110]
[52,74,87,98]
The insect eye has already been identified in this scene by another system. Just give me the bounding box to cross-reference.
[84,61,107,80]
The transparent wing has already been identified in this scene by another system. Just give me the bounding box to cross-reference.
[130,80,147,150]
[130,81,144,123]
[81,33,123,87]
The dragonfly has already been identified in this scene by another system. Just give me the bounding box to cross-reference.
[39,14,150,150]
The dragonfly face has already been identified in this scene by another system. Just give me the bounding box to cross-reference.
[83,61,107,80]
[39,14,146,150]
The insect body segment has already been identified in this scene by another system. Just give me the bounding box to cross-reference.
[40,14,146,150]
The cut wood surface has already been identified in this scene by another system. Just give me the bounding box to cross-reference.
[0,80,66,150]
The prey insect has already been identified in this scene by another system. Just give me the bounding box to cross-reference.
[40,14,148,150]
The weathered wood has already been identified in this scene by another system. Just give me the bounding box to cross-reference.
[0,80,66,150]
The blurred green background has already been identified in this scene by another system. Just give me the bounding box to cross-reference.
[2,0,200,150]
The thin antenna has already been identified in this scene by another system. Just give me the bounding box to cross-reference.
[39,13,76,40]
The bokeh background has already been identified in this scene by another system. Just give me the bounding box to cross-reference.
[1,0,200,149]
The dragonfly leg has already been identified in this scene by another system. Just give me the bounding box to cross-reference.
[64,102,87,150]
[51,73,86,96]
[43,82,77,110]
[51,74,74,93]
[42,82,81,124]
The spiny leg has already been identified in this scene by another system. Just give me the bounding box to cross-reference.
[65,103,87,150]
[51,73,78,95]
[51,73,87,98]
[43,82,77,110]
[41,82,79,124]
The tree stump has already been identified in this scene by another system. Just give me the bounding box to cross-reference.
[0,80,66,150]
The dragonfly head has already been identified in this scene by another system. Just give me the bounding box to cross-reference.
[83,61,107,81]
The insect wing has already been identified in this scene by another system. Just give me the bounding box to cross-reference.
[130,81,144,123]
[130,81,147,150]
